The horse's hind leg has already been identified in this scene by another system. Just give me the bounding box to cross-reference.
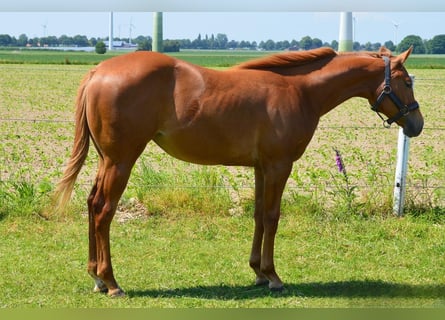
[87,180,108,293]
[87,158,134,297]
[249,166,268,286]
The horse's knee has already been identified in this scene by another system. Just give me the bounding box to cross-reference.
[263,213,279,227]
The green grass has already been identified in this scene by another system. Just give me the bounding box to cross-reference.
[0,55,444,307]
[1,49,444,68]
[0,49,130,65]
[0,49,268,67]
[0,208,444,307]
[405,54,445,69]
[168,50,271,67]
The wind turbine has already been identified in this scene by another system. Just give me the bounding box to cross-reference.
[338,12,353,52]
[392,20,400,45]
[128,17,135,45]
[41,19,48,38]
[109,12,114,51]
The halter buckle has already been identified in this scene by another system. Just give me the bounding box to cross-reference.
[401,106,409,116]
[383,85,392,94]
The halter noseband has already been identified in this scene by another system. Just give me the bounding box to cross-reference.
[370,56,419,128]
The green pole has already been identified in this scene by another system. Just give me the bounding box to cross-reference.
[153,12,163,52]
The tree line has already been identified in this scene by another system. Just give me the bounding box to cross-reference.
[1,32,445,53]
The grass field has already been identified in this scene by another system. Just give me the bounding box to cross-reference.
[1,48,445,68]
[0,49,269,67]
[0,50,444,307]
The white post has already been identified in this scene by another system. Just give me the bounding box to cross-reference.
[109,12,114,51]
[338,12,353,52]
[393,75,415,216]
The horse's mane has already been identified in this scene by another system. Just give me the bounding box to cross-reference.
[233,47,338,70]
[339,51,384,59]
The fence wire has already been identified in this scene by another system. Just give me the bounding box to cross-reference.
[1,76,444,209]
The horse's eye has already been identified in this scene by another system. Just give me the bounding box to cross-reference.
[405,80,413,88]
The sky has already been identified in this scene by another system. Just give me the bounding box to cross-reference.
[0,11,444,45]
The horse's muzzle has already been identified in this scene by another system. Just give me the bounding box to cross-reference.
[403,113,424,138]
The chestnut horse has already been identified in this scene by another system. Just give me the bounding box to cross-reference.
[54,47,423,297]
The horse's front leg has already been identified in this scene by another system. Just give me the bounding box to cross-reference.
[260,162,292,291]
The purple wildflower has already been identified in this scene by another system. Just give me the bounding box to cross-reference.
[334,149,347,175]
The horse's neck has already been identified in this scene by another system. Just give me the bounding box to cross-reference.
[304,55,382,117]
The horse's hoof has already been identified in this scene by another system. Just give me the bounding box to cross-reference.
[269,281,284,292]
[108,287,125,298]
[269,285,284,292]
[255,277,269,286]
[93,284,108,293]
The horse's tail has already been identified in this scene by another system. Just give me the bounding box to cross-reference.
[53,71,93,213]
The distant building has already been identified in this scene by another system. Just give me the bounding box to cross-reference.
[104,40,137,49]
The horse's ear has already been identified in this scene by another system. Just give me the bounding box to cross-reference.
[379,46,392,57]
[395,45,413,65]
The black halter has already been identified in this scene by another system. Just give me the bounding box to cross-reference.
[370,56,419,128]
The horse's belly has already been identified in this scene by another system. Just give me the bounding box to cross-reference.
[153,131,256,166]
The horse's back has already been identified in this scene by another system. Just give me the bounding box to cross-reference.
[95,51,176,73]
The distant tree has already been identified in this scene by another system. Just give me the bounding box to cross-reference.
[383,40,396,51]
[134,35,151,43]
[200,34,209,49]
[290,39,299,48]
[429,34,445,54]
[226,40,238,49]
[192,33,203,48]
[239,40,249,49]
[363,42,373,51]
[353,41,361,51]
[424,39,432,54]
[163,40,180,52]
[0,34,12,46]
[73,34,89,47]
[208,34,216,49]
[300,36,312,50]
[397,35,425,54]
[263,39,276,50]
[311,38,323,49]
[177,39,191,49]
[275,40,290,50]
[137,39,152,51]
[330,40,339,50]
[95,41,106,54]
[43,36,59,47]
[10,36,17,46]
[59,35,74,46]
[216,33,228,49]
[372,42,382,51]
[17,34,28,46]
[89,37,98,47]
